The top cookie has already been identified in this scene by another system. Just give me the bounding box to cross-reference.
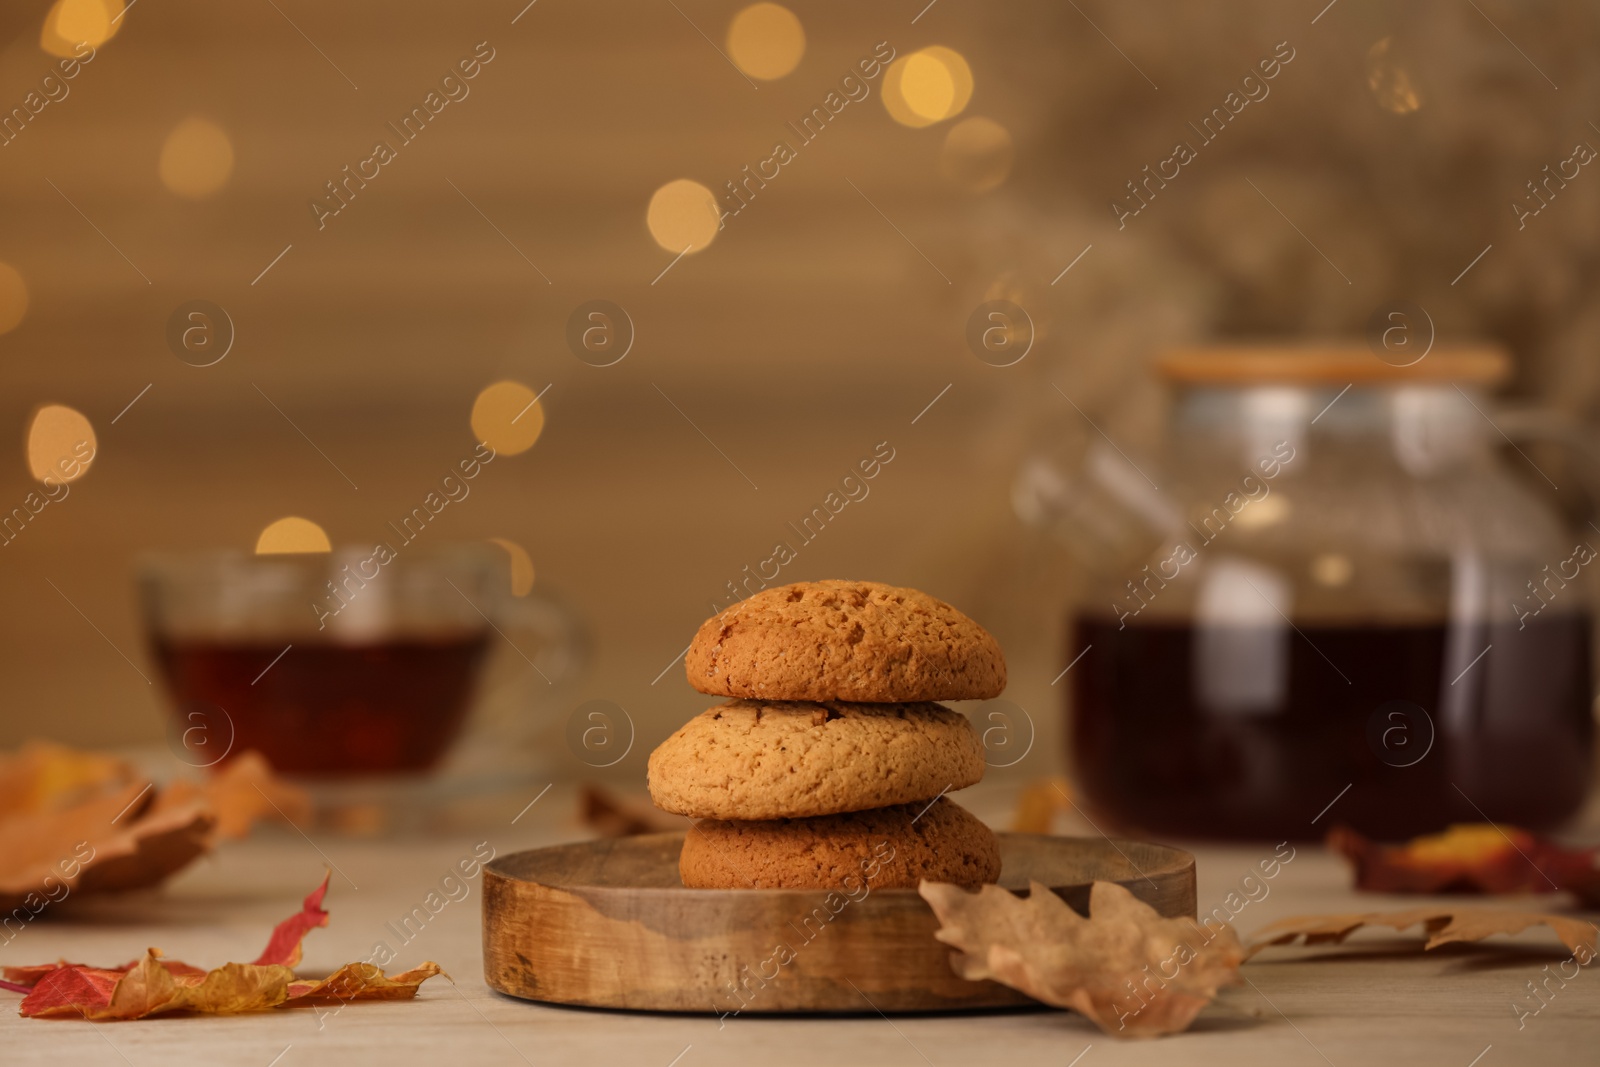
[685,580,1006,703]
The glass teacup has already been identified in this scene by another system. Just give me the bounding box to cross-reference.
[140,544,575,777]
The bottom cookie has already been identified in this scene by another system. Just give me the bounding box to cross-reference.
[679,796,1001,889]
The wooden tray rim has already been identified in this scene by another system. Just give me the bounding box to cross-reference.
[485,830,1195,900]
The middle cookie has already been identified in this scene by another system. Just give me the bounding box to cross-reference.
[647,699,985,820]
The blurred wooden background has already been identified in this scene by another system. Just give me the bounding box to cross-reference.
[0,0,1053,772]
[0,0,1595,783]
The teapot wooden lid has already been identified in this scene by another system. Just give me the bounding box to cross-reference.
[1158,342,1510,386]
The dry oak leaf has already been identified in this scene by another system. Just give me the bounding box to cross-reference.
[4,873,443,1019]
[1329,824,1600,904]
[920,879,1244,1037]
[1247,907,1598,959]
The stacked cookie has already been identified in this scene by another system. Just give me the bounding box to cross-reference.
[647,580,1008,889]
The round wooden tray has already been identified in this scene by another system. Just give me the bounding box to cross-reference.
[482,831,1195,1014]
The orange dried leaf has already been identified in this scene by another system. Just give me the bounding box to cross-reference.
[0,780,150,885]
[158,752,311,844]
[104,953,297,1019]
[0,781,214,910]
[1329,824,1600,903]
[72,798,218,898]
[1248,907,1598,958]
[920,879,1243,1037]
[0,743,308,912]
[7,875,443,1020]
[18,955,442,1020]
[17,952,225,1018]
[285,961,443,1004]
[0,740,136,816]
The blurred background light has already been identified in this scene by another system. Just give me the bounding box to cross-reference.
[883,46,973,127]
[646,179,720,253]
[158,118,235,199]
[40,0,123,58]
[254,516,331,555]
[471,381,545,456]
[1367,38,1422,115]
[25,404,95,484]
[490,537,536,596]
[940,116,1014,192]
[726,3,805,81]
[1311,553,1354,587]
[0,264,29,336]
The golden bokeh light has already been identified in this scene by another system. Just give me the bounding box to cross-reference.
[471,381,546,456]
[1367,38,1422,115]
[1311,552,1354,587]
[727,3,805,81]
[0,263,29,336]
[25,404,96,485]
[489,537,536,596]
[1232,494,1290,529]
[159,118,235,199]
[883,46,973,128]
[646,179,720,254]
[255,516,332,555]
[940,117,1014,192]
[882,58,935,129]
[40,0,123,58]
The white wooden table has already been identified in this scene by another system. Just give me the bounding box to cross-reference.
[3,784,1594,1067]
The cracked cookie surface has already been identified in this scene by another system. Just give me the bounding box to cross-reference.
[685,580,1006,702]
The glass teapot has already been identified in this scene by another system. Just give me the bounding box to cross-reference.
[1017,343,1596,840]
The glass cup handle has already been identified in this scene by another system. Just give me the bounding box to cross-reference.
[465,588,587,751]
[490,590,587,688]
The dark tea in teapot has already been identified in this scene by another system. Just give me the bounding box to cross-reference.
[1070,611,1593,840]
